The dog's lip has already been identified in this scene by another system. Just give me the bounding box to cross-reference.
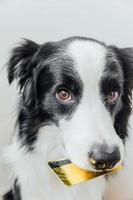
[86,164,123,174]
[89,166,115,173]
[74,163,122,174]
[83,168,111,174]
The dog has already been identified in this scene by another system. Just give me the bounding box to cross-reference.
[3,36,133,200]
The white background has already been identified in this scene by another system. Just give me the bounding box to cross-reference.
[0,0,133,199]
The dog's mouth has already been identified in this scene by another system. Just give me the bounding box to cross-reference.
[89,162,121,173]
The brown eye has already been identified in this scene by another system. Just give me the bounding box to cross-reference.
[56,89,72,102]
[106,91,119,104]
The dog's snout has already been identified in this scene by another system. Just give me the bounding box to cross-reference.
[89,144,120,170]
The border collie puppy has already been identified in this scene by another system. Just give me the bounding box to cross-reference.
[3,36,133,200]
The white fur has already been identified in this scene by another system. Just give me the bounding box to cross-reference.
[4,40,132,200]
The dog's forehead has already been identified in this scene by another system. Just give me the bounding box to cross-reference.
[66,40,107,89]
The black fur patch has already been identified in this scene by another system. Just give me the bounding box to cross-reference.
[3,180,21,200]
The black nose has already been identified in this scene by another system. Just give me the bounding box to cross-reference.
[90,144,120,170]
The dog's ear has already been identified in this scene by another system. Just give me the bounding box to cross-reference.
[8,39,39,90]
[109,47,133,140]
[117,48,133,91]
[109,46,133,93]
[8,39,40,106]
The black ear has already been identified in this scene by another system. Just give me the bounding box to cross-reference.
[8,39,39,90]
[8,39,40,107]
[110,47,133,141]
[117,47,133,91]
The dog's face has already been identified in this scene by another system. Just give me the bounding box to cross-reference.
[8,37,133,171]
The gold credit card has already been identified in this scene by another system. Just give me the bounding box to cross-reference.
[48,158,123,186]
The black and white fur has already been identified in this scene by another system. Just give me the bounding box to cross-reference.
[3,36,133,200]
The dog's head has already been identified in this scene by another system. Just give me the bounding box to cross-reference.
[8,37,133,171]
